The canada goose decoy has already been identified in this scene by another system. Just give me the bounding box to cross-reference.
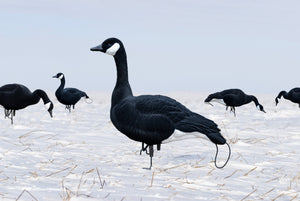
[53,72,90,112]
[91,38,230,169]
[205,88,266,116]
[275,88,300,107]
[0,84,54,124]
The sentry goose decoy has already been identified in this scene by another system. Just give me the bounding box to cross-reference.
[205,88,266,116]
[0,84,54,124]
[90,38,230,169]
[53,72,91,112]
[275,88,300,107]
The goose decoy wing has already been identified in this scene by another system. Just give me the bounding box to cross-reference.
[174,113,226,144]
[0,84,24,93]
[290,89,300,101]
[62,88,85,102]
[291,88,300,94]
[223,93,244,105]
[135,95,225,144]
[137,95,226,145]
[0,84,32,102]
[111,95,225,145]
[111,95,177,145]
[63,88,83,95]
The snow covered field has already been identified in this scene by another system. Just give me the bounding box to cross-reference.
[0,92,299,201]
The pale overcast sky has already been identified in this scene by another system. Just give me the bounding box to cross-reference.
[0,0,299,94]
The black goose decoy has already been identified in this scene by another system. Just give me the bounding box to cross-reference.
[90,38,230,169]
[53,72,90,112]
[205,88,266,116]
[275,88,300,107]
[0,84,54,124]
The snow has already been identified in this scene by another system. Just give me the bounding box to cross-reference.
[0,92,299,200]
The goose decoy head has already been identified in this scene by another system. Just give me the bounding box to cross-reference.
[257,104,266,113]
[204,96,212,103]
[45,101,54,118]
[90,38,122,56]
[204,95,215,106]
[275,98,279,106]
[52,72,64,80]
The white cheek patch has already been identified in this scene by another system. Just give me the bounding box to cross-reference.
[58,74,64,80]
[162,130,209,144]
[210,98,226,106]
[256,105,260,110]
[106,43,120,56]
[45,102,51,110]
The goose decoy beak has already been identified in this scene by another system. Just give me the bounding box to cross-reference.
[204,97,214,106]
[49,110,53,118]
[52,75,57,78]
[205,102,214,106]
[90,44,104,52]
[257,105,266,113]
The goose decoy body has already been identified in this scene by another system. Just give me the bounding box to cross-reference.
[205,88,266,116]
[275,88,300,107]
[91,38,229,169]
[53,72,90,112]
[0,84,54,124]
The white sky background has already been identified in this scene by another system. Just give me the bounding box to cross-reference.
[0,0,299,94]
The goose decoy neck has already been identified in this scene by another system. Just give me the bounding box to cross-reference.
[246,95,260,106]
[33,90,51,103]
[57,77,65,92]
[277,91,288,99]
[205,92,222,102]
[109,40,133,106]
[113,47,129,86]
[33,89,54,117]
[275,91,287,106]
[248,95,266,113]
[112,53,133,107]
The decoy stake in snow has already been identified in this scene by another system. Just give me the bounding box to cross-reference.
[0,84,54,124]
[91,38,230,169]
[53,72,91,112]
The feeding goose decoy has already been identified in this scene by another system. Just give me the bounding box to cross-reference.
[91,37,230,169]
[53,72,91,112]
[0,84,54,124]
[205,88,266,116]
[275,88,300,107]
